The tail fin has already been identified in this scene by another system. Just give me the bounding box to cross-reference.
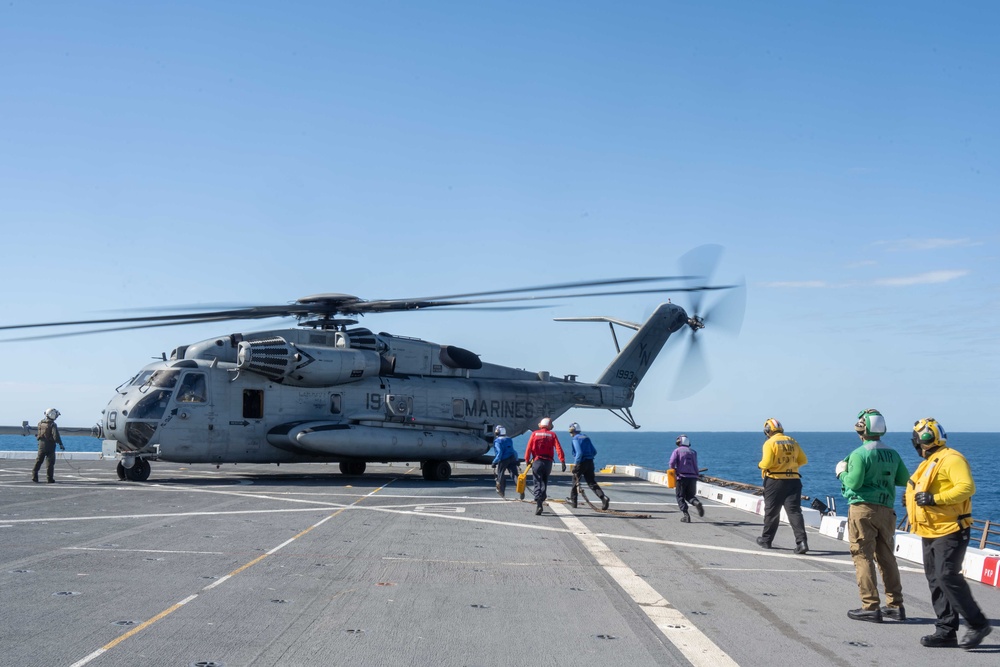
[596,303,688,388]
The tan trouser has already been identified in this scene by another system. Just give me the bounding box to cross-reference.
[848,503,903,610]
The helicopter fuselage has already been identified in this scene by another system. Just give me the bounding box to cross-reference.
[100,302,689,481]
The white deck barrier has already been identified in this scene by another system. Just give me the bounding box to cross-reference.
[0,451,103,460]
[613,465,1000,590]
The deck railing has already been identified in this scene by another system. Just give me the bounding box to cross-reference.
[895,516,1000,551]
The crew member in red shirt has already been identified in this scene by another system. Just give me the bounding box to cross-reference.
[524,417,566,516]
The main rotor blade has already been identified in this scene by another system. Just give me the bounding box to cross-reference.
[413,275,696,301]
[357,284,738,313]
[0,274,738,340]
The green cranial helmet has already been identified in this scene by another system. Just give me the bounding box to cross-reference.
[854,408,887,438]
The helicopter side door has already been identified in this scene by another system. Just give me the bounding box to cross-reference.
[157,371,228,463]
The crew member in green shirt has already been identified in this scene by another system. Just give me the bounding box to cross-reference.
[837,408,910,623]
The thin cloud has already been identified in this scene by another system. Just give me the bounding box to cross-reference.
[873,270,969,286]
[757,280,830,288]
[877,238,981,252]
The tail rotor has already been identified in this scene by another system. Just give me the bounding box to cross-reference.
[668,246,746,400]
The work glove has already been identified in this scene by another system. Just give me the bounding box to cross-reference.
[561,462,567,472]
[915,492,936,506]
[491,463,497,469]
[835,460,847,477]
[59,444,65,451]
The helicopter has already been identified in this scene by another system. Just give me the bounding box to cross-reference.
[0,246,744,482]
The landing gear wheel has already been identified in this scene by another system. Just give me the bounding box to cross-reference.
[421,460,451,482]
[339,461,366,476]
[124,458,151,482]
[116,461,126,480]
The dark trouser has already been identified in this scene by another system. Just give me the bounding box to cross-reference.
[570,459,607,503]
[848,503,903,610]
[531,459,553,507]
[33,443,56,481]
[761,476,807,545]
[922,528,988,635]
[675,477,698,513]
[495,456,519,495]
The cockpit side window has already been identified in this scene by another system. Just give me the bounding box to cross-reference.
[177,373,207,403]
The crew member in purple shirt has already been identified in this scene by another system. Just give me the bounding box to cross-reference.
[668,434,704,522]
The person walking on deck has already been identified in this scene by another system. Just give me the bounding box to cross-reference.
[756,418,809,553]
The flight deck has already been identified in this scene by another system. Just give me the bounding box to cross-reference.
[1,460,997,666]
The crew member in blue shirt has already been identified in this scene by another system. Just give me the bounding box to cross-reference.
[491,425,521,499]
[565,422,610,510]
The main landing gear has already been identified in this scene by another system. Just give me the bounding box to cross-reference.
[339,461,367,476]
[421,459,451,481]
[117,457,151,482]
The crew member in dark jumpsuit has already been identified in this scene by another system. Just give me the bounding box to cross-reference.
[524,417,565,516]
[32,408,64,483]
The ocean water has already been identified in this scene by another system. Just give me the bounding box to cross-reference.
[4,431,998,521]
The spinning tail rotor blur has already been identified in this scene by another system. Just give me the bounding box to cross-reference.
[668,244,747,401]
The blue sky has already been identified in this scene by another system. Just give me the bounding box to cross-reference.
[1,1,997,432]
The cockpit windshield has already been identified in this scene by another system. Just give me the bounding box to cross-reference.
[130,389,173,420]
[130,371,154,386]
[147,370,181,389]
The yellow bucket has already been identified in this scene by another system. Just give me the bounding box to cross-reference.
[667,468,676,489]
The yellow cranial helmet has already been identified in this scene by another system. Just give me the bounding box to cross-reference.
[912,418,947,453]
[763,418,783,436]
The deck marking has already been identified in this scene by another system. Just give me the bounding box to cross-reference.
[64,547,225,555]
[550,502,740,667]
[68,479,396,666]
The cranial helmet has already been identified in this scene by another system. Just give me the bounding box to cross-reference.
[45,408,60,420]
[912,418,946,456]
[539,417,553,430]
[494,425,507,437]
[855,408,887,439]
[676,434,690,447]
[763,418,783,437]
[568,422,580,434]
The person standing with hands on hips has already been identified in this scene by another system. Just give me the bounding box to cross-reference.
[668,435,703,522]
[905,418,992,650]
[756,418,809,553]
[524,417,566,516]
[836,408,909,623]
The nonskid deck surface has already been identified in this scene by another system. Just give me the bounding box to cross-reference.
[1,461,997,667]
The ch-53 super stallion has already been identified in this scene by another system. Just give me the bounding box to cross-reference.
[0,246,744,483]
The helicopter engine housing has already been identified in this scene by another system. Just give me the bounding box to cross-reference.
[237,337,389,386]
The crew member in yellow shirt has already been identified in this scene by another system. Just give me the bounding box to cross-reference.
[756,418,809,553]
[905,418,991,650]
